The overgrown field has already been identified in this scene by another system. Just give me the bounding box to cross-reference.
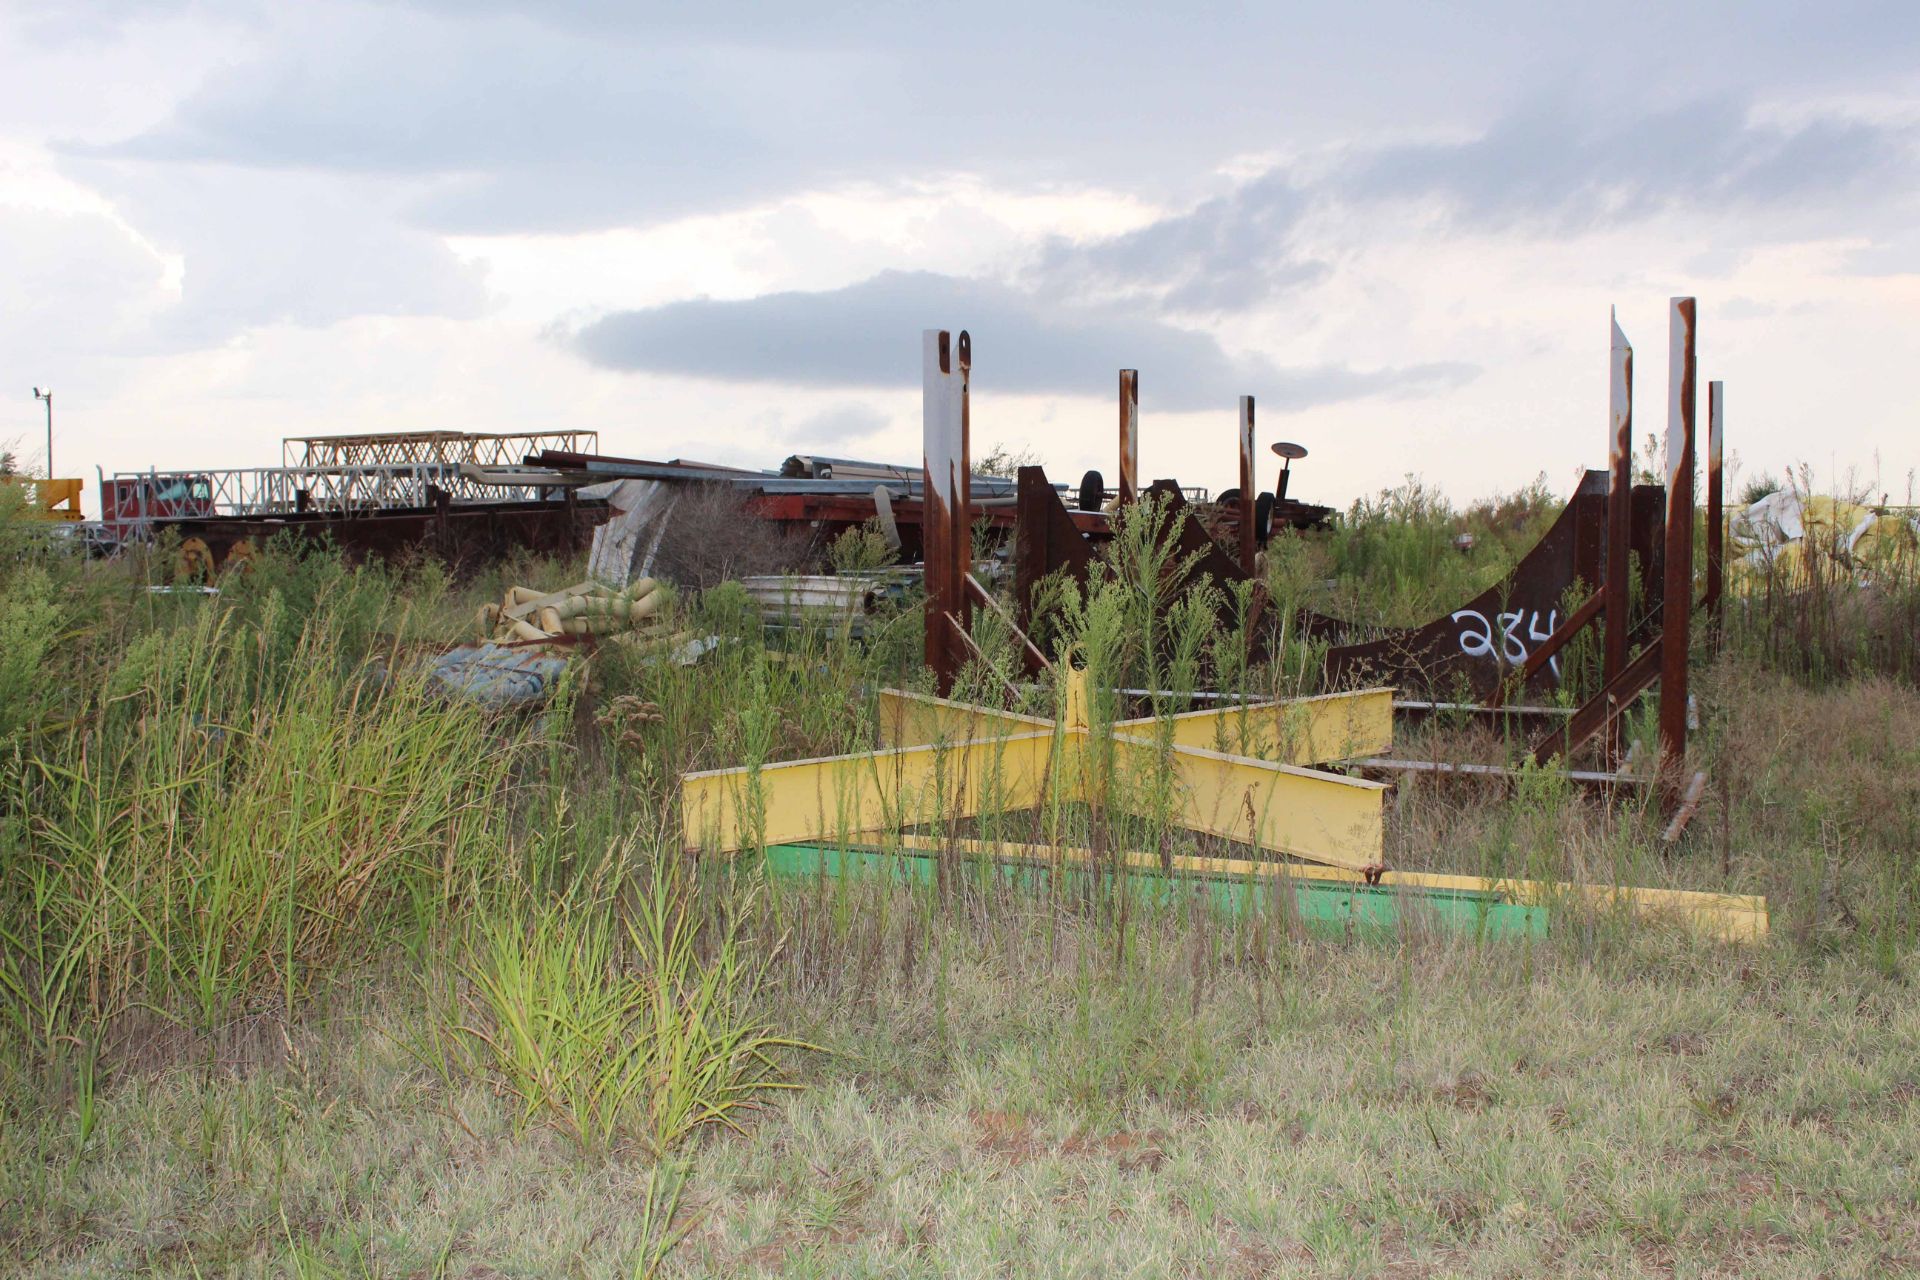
[2,483,1917,1278]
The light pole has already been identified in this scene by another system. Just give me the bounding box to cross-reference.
[31,387,52,477]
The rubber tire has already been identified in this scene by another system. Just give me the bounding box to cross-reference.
[1255,492,1275,544]
[1078,470,1105,512]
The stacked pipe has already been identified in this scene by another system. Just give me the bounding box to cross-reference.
[477,578,668,644]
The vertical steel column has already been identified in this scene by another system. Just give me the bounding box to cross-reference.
[922,328,972,695]
[1659,299,1696,768]
[1706,380,1725,630]
[1118,370,1139,505]
[1237,395,1257,576]
[1603,312,1634,762]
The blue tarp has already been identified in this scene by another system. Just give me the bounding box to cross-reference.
[424,643,568,707]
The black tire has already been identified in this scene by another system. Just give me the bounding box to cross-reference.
[1217,487,1241,507]
[1078,470,1105,511]
[1255,491,1275,544]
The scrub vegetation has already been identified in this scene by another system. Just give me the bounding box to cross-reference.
[2,483,1917,1278]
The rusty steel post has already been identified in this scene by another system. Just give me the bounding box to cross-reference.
[1706,379,1725,630]
[1118,370,1139,505]
[1238,395,1257,576]
[1603,312,1633,760]
[1659,299,1696,770]
[922,328,972,695]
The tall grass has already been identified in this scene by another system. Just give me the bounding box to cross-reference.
[458,866,800,1156]
[4,602,525,1052]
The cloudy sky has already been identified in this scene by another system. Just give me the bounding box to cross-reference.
[4,1,1918,515]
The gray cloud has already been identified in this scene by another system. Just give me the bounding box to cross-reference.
[571,270,1475,411]
[1347,97,1916,233]
[1023,98,1918,319]
[1030,173,1329,314]
[60,1,1920,236]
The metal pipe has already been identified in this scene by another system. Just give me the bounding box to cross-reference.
[1659,298,1696,769]
[1118,370,1139,505]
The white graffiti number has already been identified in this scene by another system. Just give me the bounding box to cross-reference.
[1451,608,1561,679]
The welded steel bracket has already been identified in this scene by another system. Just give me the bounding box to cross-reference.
[681,671,1395,873]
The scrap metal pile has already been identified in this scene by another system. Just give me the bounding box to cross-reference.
[677,306,1768,942]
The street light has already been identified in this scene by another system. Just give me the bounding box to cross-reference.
[31,387,52,477]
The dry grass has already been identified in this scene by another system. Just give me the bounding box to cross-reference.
[7,927,1918,1277]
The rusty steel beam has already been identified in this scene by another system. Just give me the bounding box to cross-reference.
[1706,379,1725,630]
[1238,395,1257,576]
[1532,636,1662,766]
[922,329,972,695]
[1489,589,1602,707]
[1659,299,1696,769]
[1013,464,1095,642]
[1118,370,1139,505]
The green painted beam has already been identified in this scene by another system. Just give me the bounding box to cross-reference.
[760,843,1548,939]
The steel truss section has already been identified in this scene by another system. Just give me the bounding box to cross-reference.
[282,430,600,469]
[109,461,563,524]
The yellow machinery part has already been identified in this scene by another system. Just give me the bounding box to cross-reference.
[176,537,217,582]
[681,729,1056,854]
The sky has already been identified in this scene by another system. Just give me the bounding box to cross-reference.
[4,1,1918,516]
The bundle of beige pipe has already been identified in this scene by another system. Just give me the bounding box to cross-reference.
[476,578,669,644]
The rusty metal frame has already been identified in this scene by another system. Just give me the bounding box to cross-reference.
[1118,370,1139,505]
[1325,472,1608,699]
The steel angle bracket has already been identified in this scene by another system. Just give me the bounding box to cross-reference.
[681,670,1391,872]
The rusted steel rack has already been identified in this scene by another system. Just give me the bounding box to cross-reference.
[282,429,598,469]
[996,300,1729,796]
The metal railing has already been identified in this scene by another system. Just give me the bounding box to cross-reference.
[107,462,562,523]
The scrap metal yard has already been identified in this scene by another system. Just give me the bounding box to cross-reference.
[6,6,1920,1276]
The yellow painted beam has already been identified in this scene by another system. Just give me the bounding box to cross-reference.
[1109,735,1386,872]
[1115,687,1395,764]
[682,730,1056,853]
[877,688,1051,748]
[882,834,1768,942]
